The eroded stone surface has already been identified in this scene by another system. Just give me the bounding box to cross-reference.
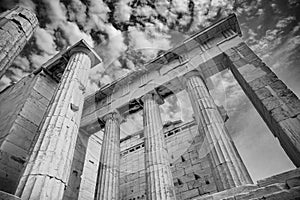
[0,6,38,79]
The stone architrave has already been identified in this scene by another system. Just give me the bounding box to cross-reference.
[143,92,176,200]
[15,50,93,200]
[223,42,300,167]
[183,71,253,191]
[95,112,121,200]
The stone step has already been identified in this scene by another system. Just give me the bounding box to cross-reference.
[257,168,300,187]
[234,183,288,200]
[194,177,300,200]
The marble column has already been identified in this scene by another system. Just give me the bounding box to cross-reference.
[15,51,92,200]
[184,71,253,191]
[95,112,121,200]
[0,6,38,79]
[143,92,176,200]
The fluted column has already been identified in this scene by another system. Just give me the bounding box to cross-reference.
[15,51,91,200]
[0,6,38,78]
[143,92,176,200]
[95,112,121,200]
[184,71,253,191]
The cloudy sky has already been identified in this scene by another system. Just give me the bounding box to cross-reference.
[0,0,299,182]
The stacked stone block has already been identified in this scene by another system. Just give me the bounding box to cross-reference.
[0,72,57,193]
[171,134,217,200]
[119,121,221,200]
[224,42,300,167]
[0,6,38,78]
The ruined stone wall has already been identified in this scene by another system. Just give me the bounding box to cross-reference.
[0,72,57,193]
[119,121,218,200]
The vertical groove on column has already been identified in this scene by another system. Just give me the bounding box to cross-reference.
[15,52,91,200]
[185,75,253,191]
[95,113,120,200]
[143,93,176,200]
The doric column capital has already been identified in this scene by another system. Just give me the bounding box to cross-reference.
[181,70,204,85]
[181,70,212,91]
[102,111,125,123]
[66,40,102,68]
[183,70,202,80]
[142,91,164,105]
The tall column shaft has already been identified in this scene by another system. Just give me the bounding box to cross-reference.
[0,6,38,78]
[223,43,300,167]
[95,112,120,200]
[15,52,91,200]
[143,93,176,200]
[184,73,253,191]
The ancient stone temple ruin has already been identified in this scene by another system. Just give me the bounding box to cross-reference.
[0,6,300,200]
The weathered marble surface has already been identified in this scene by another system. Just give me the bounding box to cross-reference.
[143,92,176,200]
[16,52,91,200]
[0,6,38,78]
[184,72,253,191]
[95,112,121,200]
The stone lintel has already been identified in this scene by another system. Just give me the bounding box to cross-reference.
[83,13,241,108]
[80,53,231,135]
[80,16,245,136]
